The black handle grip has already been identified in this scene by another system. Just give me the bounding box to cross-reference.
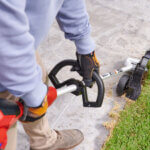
[48,59,105,107]
[82,71,104,107]
[49,59,77,88]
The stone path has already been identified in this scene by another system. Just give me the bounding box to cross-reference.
[17,0,150,150]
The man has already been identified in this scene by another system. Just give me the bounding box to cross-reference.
[0,0,100,150]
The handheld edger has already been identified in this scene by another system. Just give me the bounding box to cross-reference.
[0,50,150,149]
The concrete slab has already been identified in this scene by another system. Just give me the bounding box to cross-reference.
[17,0,150,150]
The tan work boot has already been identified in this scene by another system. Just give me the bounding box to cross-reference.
[31,129,84,150]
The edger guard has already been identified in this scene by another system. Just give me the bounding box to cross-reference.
[49,59,105,107]
[116,50,150,100]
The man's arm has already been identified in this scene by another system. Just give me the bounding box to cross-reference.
[56,0,95,55]
[56,0,100,86]
[0,0,47,107]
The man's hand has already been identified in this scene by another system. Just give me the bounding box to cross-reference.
[21,87,57,122]
[76,51,100,87]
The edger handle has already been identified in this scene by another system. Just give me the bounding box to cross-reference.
[49,59,105,107]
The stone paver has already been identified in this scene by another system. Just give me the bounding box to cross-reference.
[17,0,150,150]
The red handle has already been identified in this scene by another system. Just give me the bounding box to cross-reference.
[47,86,57,106]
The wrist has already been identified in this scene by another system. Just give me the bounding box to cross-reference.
[21,81,47,107]
[75,36,95,55]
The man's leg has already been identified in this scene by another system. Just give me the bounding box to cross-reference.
[22,115,57,150]
[22,51,57,149]
[35,51,48,84]
[5,123,17,150]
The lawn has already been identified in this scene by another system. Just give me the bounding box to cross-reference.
[103,63,150,150]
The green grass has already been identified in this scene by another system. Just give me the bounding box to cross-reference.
[104,63,150,150]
